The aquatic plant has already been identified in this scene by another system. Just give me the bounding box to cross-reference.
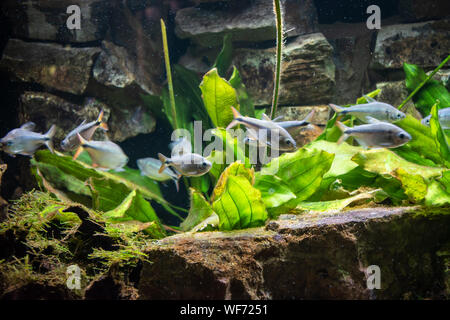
[270,0,284,119]
[28,9,450,238]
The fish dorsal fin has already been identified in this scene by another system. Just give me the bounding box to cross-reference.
[170,137,192,157]
[272,115,284,122]
[20,122,36,131]
[363,95,376,103]
[261,113,272,121]
[365,116,380,124]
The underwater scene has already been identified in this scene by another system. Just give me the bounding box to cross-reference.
[0,0,449,303]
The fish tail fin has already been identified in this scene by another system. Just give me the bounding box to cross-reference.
[336,121,350,145]
[329,103,345,114]
[226,106,241,130]
[303,109,316,123]
[73,133,86,161]
[96,109,109,131]
[337,133,349,145]
[44,125,56,153]
[157,153,169,174]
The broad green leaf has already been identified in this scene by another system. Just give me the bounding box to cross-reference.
[103,190,166,238]
[395,115,443,166]
[394,168,428,203]
[352,149,444,179]
[212,175,267,230]
[212,161,254,200]
[404,63,450,115]
[254,174,296,208]
[212,128,251,168]
[425,180,450,207]
[296,191,375,212]
[32,150,182,220]
[260,147,334,200]
[429,103,450,167]
[180,188,214,231]
[207,150,227,185]
[440,171,450,193]
[200,68,238,128]
[213,34,233,77]
[229,66,255,117]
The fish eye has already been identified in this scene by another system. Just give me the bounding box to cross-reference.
[286,140,291,145]
[202,161,208,167]
[399,133,405,139]
[397,114,402,118]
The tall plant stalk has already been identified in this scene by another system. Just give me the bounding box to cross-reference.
[160,19,178,129]
[270,0,283,119]
[398,54,450,110]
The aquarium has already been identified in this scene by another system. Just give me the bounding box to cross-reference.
[0,0,449,305]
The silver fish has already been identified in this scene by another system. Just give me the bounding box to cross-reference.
[421,107,450,129]
[272,109,315,131]
[158,153,211,177]
[73,134,128,171]
[329,95,405,123]
[61,109,108,151]
[227,106,297,151]
[336,119,411,149]
[137,157,180,191]
[0,122,56,157]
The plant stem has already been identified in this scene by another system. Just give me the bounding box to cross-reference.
[398,54,450,110]
[270,0,283,119]
[160,19,178,129]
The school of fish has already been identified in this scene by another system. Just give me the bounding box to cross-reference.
[0,96,447,192]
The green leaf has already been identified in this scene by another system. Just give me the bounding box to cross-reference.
[254,174,296,208]
[180,188,214,232]
[260,147,334,215]
[395,115,444,166]
[212,175,267,230]
[103,190,166,238]
[429,103,450,167]
[212,161,254,201]
[425,179,450,207]
[352,149,444,179]
[404,63,450,115]
[394,168,428,203]
[212,128,251,168]
[229,66,255,117]
[213,34,233,77]
[32,150,182,220]
[296,191,375,213]
[200,68,239,128]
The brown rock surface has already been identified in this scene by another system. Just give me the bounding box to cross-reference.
[0,39,100,95]
[371,20,450,71]
[3,0,111,43]
[232,33,335,106]
[138,207,450,299]
[175,0,318,47]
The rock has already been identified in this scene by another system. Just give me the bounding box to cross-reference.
[320,23,374,104]
[18,92,109,145]
[232,33,335,106]
[108,1,164,96]
[274,105,328,147]
[275,105,330,126]
[138,207,450,299]
[376,81,422,119]
[371,20,450,70]
[92,41,154,97]
[3,0,111,43]
[175,0,318,47]
[0,39,100,95]
[398,0,450,22]
[18,91,156,143]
